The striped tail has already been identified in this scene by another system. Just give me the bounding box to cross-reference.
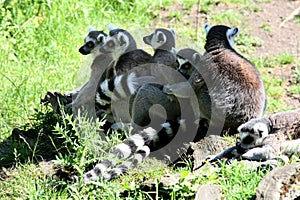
[83,127,156,182]
[82,120,179,182]
[95,72,156,119]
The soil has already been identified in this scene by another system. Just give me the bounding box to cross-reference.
[157,0,300,58]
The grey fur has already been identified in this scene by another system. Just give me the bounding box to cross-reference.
[94,28,156,123]
[202,109,300,166]
[71,55,114,120]
[104,28,155,74]
[129,83,180,128]
[71,28,108,98]
[68,28,110,119]
[238,108,300,143]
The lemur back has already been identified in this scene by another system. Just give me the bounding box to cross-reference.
[192,25,266,133]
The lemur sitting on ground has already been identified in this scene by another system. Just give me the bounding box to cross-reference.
[81,24,266,182]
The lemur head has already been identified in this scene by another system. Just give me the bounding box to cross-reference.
[176,48,201,79]
[100,28,137,60]
[204,24,240,51]
[143,28,176,51]
[79,26,107,57]
[237,118,270,149]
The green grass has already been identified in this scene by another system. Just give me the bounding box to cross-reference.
[209,11,241,26]
[292,66,300,83]
[217,161,268,200]
[0,0,174,141]
[295,15,300,24]
[1,0,300,199]
[288,84,300,95]
[261,22,271,32]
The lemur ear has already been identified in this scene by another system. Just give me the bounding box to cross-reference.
[97,34,105,43]
[204,24,211,34]
[107,23,117,31]
[156,31,166,43]
[192,53,201,64]
[169,28,176,37]
[171,47,177,56]
[88,26,96,32]
[228,27,240,37]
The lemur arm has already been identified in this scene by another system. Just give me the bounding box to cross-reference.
[241,145,276,161]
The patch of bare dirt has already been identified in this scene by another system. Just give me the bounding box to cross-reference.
[245,0,300,58]
[157,0,300,58]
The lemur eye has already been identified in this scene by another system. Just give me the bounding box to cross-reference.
[107,41,115,47]
[175,61,179,67]
[87,41,94,48]
[184,63,191,69]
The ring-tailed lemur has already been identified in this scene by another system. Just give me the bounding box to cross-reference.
[165,25,266,135]
[68,27,111,119]
[95,28,187,128]
[237,108,300,161]
[143,28,177,69]
[93,27,161,128]
[40,27,109,118]
[198,109,300,168]
[65,26,108,99]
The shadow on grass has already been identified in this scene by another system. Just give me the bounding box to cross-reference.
[0,106,75,168]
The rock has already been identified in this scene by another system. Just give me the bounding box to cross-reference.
[195,185,222,200]
[191,135,231,172]
[256,162,300,200]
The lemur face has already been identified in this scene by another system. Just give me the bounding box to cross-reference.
[143,28,175,50]
[204,24,240,49]
[100,31,130,60]
[79,27,107,56]
[176,56,193,79]
[238,119,269,149]
[143,30,166,50]
[175,48,201,79]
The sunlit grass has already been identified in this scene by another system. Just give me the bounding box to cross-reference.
[0,0,174,140]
